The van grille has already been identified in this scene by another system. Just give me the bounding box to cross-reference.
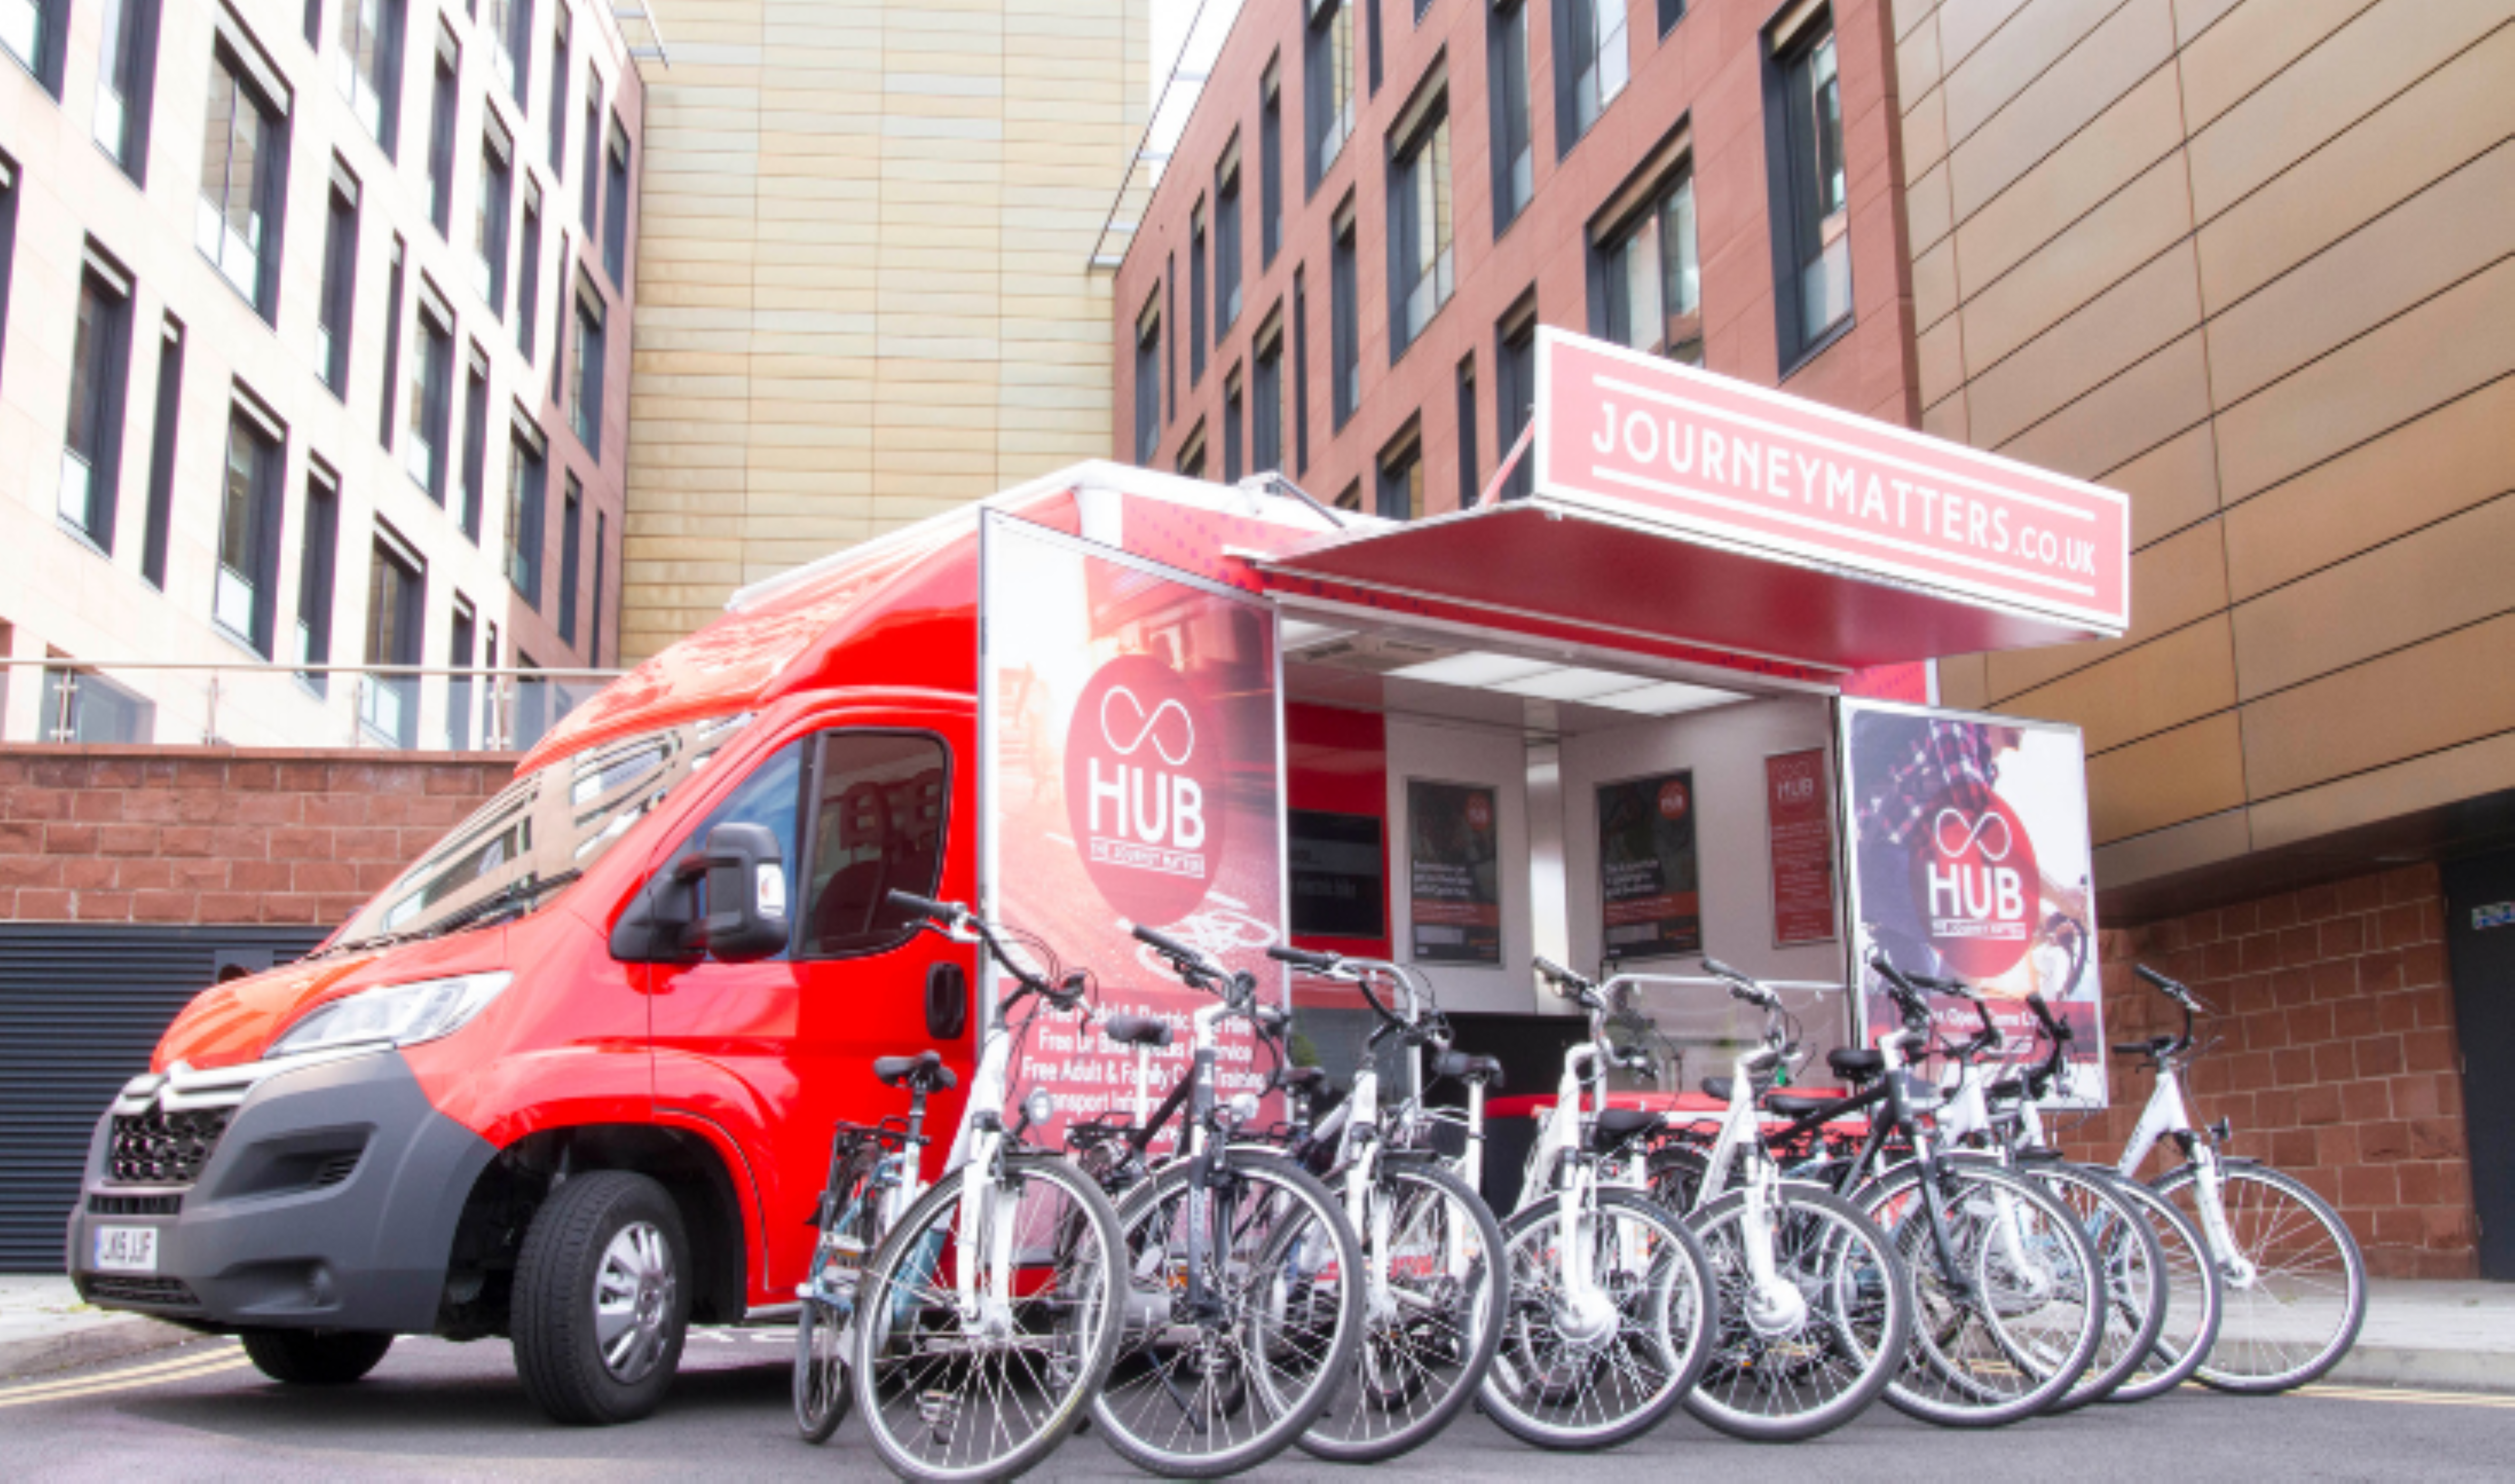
[109,1107,232,1185]
[88,1192,183,1217]
[81,1276,201,1309]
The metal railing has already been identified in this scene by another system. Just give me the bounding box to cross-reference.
[1,658,624,754]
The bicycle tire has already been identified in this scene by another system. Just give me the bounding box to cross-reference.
[1858,1160,2108,1427]
[793,1296,851,1443]
[1682,1181,1912,1443]
[850,1155,1128,1482]
[2152,1161,2366,1394]
[2107,1174,2223,1404]
[1296,1159,1507,1463]
[1477,1187,1718,1451]
[2016,1163,2168,1412]
[1092,1153,1367,1478]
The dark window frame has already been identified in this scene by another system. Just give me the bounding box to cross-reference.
[1214,145,1243,339]
[546,8,569,172]
[1259,66,1282,266]
[1385,82,1452,358]
[1487,0,1531,234]
[569,274,605,455]
[1496,301,1536,501]
[216,399,287,658]
[3,0,69,96]
[63,257,135,551]
[199,31,292,321]
[377,234,405,447]
[1329,201,1358,431]
[558,472,581,645]
[1455,353,1478,509]
[507,419,547,604]
[138,315,182,587]
[478,114,514,315]
[515,181,541,359]
[601,113,630,287]
[1221,364,1244,482]
[1132,290,1160,464]
[1291,266,1310,474]
[1251,312,1282,475]
[426,28,459,236]
[295,465,340,692]
[1303,0,1355,199]
[317,165,360,397]
[407,288,454,501]
[458,349,489,539]
[335,0,404,158]
[1765,11,1853,374]
[95,0,165,180]
[1551,0,1628,158]
[1188,198,1207,387]
[1375,418,1422,521]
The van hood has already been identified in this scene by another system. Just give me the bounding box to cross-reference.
[154,956,381,1072]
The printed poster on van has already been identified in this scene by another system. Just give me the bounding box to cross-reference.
[1407,781,1501,965]
[981,514,1285,1141]
[1596,770,1702,963]
[1840,698,2106,1106]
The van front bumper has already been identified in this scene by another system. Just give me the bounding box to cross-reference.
[66,1047,495,1334]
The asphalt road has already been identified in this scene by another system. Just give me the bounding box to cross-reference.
[6,1327,2511,1481]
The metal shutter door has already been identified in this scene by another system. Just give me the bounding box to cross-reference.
[0,925,329,1271]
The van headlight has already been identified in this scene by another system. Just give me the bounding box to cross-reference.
[267,973,516,1058]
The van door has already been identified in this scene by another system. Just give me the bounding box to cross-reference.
[647,715,968,1303]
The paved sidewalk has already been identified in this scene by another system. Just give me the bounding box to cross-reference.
[5,1271,2513,1385]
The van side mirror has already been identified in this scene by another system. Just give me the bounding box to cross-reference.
[608,822,790,964]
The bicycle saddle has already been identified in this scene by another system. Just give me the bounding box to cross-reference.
[2112,1035,2178,1057]
[1828,1048,1884,1082]
[1432,1049,1506,1088]
[1280,1064,1328,1092]
[1987,1076,2027,1101]
[1762,1090,1842,1118]
[1587,1106,1661,1153]
[1700,1075,1736,1103]
[873,1050,957,1092]
[1102,1014,1175,1049]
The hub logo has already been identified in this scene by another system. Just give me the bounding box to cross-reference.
[1910,791,2038,978]
[1065,653,1226,924]
[1659,778,1692,820]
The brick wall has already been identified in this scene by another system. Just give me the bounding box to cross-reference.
[2070,864,2473,1279]
[0,747,516,927]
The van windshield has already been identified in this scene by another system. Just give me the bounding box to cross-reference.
[323,713,755,952]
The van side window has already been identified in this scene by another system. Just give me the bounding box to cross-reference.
[684,738,808,959]
[801,732,949,958]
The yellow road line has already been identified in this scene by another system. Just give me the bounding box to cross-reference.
[2299,1383,2515,1410]
[0,1350,248,1408]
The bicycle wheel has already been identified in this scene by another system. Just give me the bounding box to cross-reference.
[850,1156,1127,1482]
[794,1295,851,1443]
[1478,1187,1716,1451]
[1092,1153,1365,1478]
[2154,1161,2366,1393]
[2014,1163,2166,1412]
[1297,1160,1506,1463]
[1683,1182,1912,1443]
[2107,1175,2222,1403]
[1860,1161,2107,1427]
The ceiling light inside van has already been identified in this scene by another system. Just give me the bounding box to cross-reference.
[1580,680,1745,715]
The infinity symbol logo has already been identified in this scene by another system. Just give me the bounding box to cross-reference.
[1099,686,1197,766]
[1934,807,2013,861]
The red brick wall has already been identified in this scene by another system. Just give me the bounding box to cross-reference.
[0,747,515,927]
[2071,864,2473,1279]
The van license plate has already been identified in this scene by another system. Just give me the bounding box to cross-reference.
[92,1226,159,1273]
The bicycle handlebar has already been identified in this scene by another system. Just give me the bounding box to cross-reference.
[886,891,1084,1011]
[1266,944,1340,972]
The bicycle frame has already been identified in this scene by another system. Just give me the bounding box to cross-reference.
[2116,1058,2255,1289]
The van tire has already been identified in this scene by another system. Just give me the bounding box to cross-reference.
[512,1171,692,1425]
[240,1329,394,1385]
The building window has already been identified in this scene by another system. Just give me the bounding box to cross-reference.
[1333,480,1361,512]
[1770,19,1850,364]
[1330,200,1358,430]
[62,257,134,550]
[602,115,630,286]
[216,401,285,654]
[426,28,458,236]
[1222,365,1244,483]
[1165,255,1176,421]
[558,473,581,645]
[1596,168,1700,364]
[1304,0,1356,195]
[139,316,181,587]
[493,0,531,109]
[477,117,513,314]
[1554,0,1628,155]
[1188,202,1207,386]
[1176,422,1205,480]
[578,69,600,235]
[1,0,64,95]
[1387,90,1452,355]
[516,182,541,360]
[407,288,453,500]
[94,0,162,180]
[458,350,488,538]
[448,596,476,749]
[1377,422,1423,521]
[1215,146,1243,338]
[363,529,425,747]
[506,422,545,603]
[589,509,606,666]
[0,153,16,385]
[1660,0,1685,37]
[546,9,569,172]
[296,468,339,691]
[40,666,155,743]
[571,280,605,454]
[1259,65,1282,266]
[1291,267,1310,474]
[1488,0,1531,232]
[317,165,359,397]
[197,36,288,319]
[377,235,404,447]
[1456,354,1479,508]
[1496,302,1535,501]
[1252,312,1281,475]
[333,0,401,156]
[547,229,569,403]
[1365,0,1383,94]
[1133,291,1160,464]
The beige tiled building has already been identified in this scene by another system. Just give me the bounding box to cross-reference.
[619,0,1150,660]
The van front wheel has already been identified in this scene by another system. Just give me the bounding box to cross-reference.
[513,1170,693,1425]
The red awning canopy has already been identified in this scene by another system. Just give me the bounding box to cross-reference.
[1257,499,2111,676]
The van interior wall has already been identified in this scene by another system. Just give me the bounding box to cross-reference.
[1384,713,1539,1015]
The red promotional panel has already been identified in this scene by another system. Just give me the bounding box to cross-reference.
[1839,699,2106,1106]
[1535,328,2130,634]
[1765,749,1837,947]
[984,516,1284,1142]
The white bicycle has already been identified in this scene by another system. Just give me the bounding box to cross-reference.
[2114,964,2366,1392]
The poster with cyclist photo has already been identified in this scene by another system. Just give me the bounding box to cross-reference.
[980,514,1286,1143]
[1839,697,2107,1108]
[1407,780,1502,964]
[1596,770,1704,962]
